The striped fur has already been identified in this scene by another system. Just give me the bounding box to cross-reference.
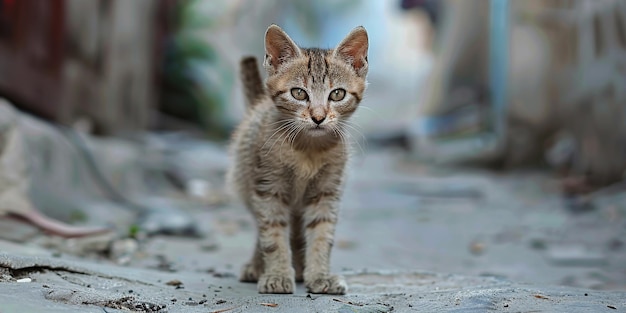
[240,56,265,108]
[228,24,368,295]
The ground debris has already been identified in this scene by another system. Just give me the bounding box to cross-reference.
[607,238,623,251]
[209,305,241,313]
[212,272,236,278]
[99,296,167,312]
[529,238,547,250]
[153,255,177,273]
[333,298,364,306]
[469,241,486,255]
[336,239,358,250]
[109,238,139,265]
[165,279,183,287]
[260,302,278,307]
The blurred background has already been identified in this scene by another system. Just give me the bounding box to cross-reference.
[2,0,625,183]
[1,0,625,291]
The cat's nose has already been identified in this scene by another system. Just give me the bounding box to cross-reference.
[311,116,326,125]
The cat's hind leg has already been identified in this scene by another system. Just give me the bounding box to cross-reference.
[290,212,306,282]
[240,239,264,282]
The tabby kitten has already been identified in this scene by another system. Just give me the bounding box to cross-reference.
[228,24,368,294]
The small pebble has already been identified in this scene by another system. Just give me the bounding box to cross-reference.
[165,279,183,286]
[336,239,357,250]
[530,238,547,250]
[200,240,220,252]
[470,241,486,255]
[608,238,623,251]
[16,278,32,283]
[109,238,139,264]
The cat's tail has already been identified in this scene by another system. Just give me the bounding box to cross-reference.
[240,56,265,108]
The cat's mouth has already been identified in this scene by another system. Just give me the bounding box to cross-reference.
[307,125,329,137]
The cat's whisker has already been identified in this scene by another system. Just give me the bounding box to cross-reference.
[330,125,341,140]
[264,124,293,157]
[276,123,297,149]
[337,121,368,152]
[290,124,306,146]
[286,125,299,146]
[339,134,351,154]
[341,119,365,130]
[336,129,354,157]
[277,123,302,162]
[267,119,293,126]
[280,123,299,150]
[260,121,295,152]
[328,124,349,153]
[338,121,366,141]
[334,124,365,156]
[355,105,379,116]
[287,124,305,146]
[342,131,360,156]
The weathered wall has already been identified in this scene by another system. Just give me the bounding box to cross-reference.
[0,0,162,135]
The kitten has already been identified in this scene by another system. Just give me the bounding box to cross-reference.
[227,24,368,294]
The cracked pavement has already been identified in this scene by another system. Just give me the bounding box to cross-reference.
[0,110,625,312]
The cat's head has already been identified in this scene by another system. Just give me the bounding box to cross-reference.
[263,24,368,139]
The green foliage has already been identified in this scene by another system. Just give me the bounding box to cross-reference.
[68,210,87,224]
[159,0,231,138]
[128,224,141,239]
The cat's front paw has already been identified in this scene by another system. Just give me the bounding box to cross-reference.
[305,274,347,295]
[258,273,295,294]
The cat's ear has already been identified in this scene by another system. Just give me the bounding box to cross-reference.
[264,24,301,74]
[333,26,369,77]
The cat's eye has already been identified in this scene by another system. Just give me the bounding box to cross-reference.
[329,89,346,101]
[291,88,308,101]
